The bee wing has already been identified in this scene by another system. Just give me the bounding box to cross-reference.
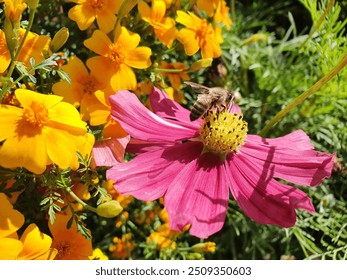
[184,81,210,95]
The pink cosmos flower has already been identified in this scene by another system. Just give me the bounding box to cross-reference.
[107,88,334,238]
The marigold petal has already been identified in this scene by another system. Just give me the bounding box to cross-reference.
[51,82,83,107]
[68,4,96,31]
[109,90,199,142]
[102,119,128,139]
[86,56,114,83]
[176,28,200,56]
[200,36,221,58]
[84,30,112,56]
[0,131,49,174]
[152,0,167,22]
[138,0,151,20]
[0,193,24,238]
[61,56,89,83]
[15,89,63,110]
[96,9,117,34]
[0,105,22,142]
[226,155,315,227]
[110,64,137,91]
[0,238,23,260]
[17,224,54,260]
[116,27,141,51]
[165,151,229,238]
[176,10,198,29]
[125,47,152,69]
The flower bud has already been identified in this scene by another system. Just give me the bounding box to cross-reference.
[27,0,40,11]
[96,200,123,218]
[50,27,69,53]
[188,58,213,72]
[191,242,216,253]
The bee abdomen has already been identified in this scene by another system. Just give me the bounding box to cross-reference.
[190,101,207,121]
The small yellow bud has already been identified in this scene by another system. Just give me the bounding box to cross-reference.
[188,58,213,72]
[50,27,69,53]
[191,242,216,253]
[96,200,123,218]
[27,0,40,10]
[241,33,267,46]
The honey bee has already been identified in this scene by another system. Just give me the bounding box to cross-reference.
[185,81,240,121]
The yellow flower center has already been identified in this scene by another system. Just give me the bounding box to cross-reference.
[22,101,49,128]
[90,0,104,9]
[199,111,248,157]
[108,44,126,66]
[196,19,213,40]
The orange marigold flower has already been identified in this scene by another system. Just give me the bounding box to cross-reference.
[0,30,11,73]
[49,213,93,260]
[68,0,121,33]
[84,27,152,92]
[0,89,94,174]
[138,0,178,48]
[176,10,221,58]
[90,248,109,260]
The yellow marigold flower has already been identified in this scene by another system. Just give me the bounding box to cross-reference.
[84,27,152,92]
[109,233,134,260]
[52,56,113,122]
[0,89,94,174]
[68,0,121,33]
[176,10,221,58]
[49,213,93,260]
[0,193,57,260]
[213,0,232,30]
[3,0,27,23]
[90,248,109,260]
[138,0,178,48]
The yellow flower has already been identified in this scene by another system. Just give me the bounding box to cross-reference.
[147,232,177,250]
[84,27,152,92]
[138,0,178,48]
[176,10,221,58]
[0,89,94,174]
[0,30,11,73]
[191,241,216,253]
[0,193,57,260]
[109,233,134,259]
[52,56,113,122]
[49,213,93,260]
[214,0,232,30]
[3,0,27,23]
[90,248,109,260]
[17,29,51,68]
[68,0,122,33]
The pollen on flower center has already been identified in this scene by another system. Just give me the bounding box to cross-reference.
[55,241,72,259]
[199,111,248,156]
[90,0,104,9]
[83,78,98,95]
[108,45,126,65]
[22,101,49,128]
[196,19,212,39]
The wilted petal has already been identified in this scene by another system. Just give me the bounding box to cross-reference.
[165,151,229,238]
[109,90,199,142]
[226,154,315,227]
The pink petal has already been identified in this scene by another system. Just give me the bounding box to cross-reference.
[109,90,199,142]
[126,138,173,154]
[226,154,315,227]
[241,131,335,186]
[107,141,203,201]
[165,152,229,238]
[92,136,130,167]
[150,87,202,130]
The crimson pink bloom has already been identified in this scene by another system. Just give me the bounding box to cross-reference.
[107,88,334,238]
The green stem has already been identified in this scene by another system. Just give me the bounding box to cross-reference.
[65,186,98,213]
[154,68,185,73]
[258,51,347,137]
